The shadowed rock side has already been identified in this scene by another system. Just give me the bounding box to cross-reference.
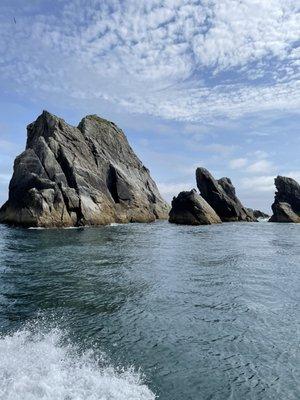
[269,176,300,223]
[0,111,169,227]
[169,189,221,225]
[196,168,256,222]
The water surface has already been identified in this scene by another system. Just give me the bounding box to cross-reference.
[0,221,299,399]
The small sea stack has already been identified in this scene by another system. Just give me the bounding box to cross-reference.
[169,189,221,225]
[269,176,300,223]
[196,168,256,222]
[0,111,169,227]
[247,209,270,219]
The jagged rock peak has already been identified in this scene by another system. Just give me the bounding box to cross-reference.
[269,176,300,223]
[196,167,256,222]
[0,111,169,227]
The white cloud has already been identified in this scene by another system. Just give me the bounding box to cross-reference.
[241,169,300,196]
[229,158,248,169]
[241,175,275,192]
[0,0,299,122]
[246,159,275,174]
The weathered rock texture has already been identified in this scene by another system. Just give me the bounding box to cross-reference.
[169,189,221,225]
[269,176,300,223]
[196,168,256,222]
[0,111,169,227]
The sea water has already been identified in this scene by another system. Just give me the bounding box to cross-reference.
[0,221,299,399]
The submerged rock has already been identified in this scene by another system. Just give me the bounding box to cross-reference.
[196,168,256,222]
[269,176,300,223]
[169,189,221,225]
[0,111,169,227]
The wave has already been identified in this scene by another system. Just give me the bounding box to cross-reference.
[0,326,155,400]
[109,223,124,227]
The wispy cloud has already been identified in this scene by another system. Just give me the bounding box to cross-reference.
[229,158,248,169]
[0,0,299,122]
[246,159,275,174]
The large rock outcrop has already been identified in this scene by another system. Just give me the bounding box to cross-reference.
[169,189,221,225]
[196,168,256,222]
[269,176,300,223]
[0,111,169,227]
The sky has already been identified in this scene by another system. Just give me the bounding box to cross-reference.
[0,0,299,212]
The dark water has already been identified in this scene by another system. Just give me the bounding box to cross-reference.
[0,221,299,400]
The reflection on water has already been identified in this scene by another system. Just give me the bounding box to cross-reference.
[0,221,299,400]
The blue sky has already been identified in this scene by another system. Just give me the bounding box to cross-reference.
[0,0,299,212]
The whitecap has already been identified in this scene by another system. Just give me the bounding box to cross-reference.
[0,327,155,400]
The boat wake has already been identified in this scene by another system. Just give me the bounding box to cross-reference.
[0,326,155,400]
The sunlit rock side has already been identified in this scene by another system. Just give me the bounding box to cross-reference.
[196,168,256,222]
[269,176,300,223]
[169,189,221,225]
[0,111,169,227]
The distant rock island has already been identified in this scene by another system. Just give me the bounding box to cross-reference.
[269,176,300,223]
[169,168,257,225]
[169,170,300,225]
[246,209,270,219]
[0,111,169,227]
[196,168,256,222]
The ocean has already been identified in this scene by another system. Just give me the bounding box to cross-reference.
[0,221,299,399]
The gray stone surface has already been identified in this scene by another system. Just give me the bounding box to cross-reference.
[169,189,221,225]
[196,168,256,222]
[269,176,300,223]
[0,111,169,227]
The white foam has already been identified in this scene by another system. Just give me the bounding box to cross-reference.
[0,327,155,400]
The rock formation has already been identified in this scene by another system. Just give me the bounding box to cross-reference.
[169,189,221,225]
[247,209,270,219]
[0,111,169,227]
[269,176,300,223]
[196,168,256,222]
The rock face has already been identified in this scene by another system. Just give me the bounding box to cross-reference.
[196,168,256,222]
[269,176,300,223]
[169,189,221,225]
[0,111,169,227]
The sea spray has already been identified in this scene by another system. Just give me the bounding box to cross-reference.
[0,324,155,400]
